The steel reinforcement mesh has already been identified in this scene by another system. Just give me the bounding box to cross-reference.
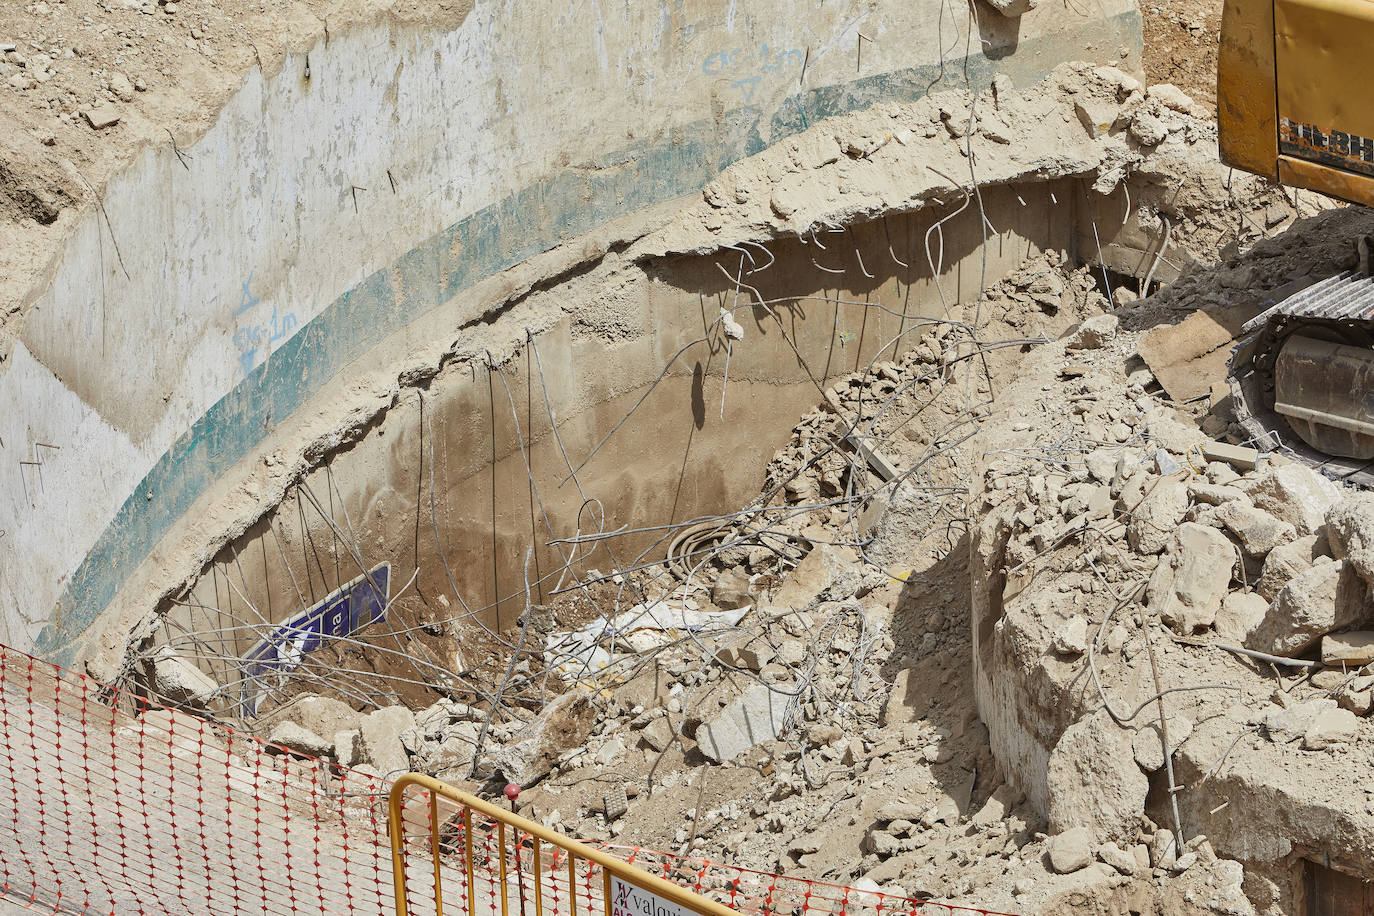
[1,643,1014,916]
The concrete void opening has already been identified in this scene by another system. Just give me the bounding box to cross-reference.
[11,0,1374,911]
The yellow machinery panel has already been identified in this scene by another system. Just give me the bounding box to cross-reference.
[1275,0,1374,184]
[1218,0,1278,178]
[1221,0,1374,205]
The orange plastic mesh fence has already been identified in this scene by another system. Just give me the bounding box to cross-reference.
[0,642,1015,916]
[0,643,405,915]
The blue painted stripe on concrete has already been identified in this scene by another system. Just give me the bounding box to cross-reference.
[38,12,1140,663]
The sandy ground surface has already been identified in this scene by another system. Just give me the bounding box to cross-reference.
[1140,0,1222,114]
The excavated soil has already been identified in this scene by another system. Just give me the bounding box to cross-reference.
[1140,0,1222,114]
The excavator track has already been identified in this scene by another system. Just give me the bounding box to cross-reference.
[1230,270,1374,487]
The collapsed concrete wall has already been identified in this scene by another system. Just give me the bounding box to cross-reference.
[0,0,1141,671]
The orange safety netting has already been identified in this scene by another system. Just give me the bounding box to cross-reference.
[0,642,1015,916]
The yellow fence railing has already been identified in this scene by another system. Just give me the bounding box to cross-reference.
[389,774,741,916]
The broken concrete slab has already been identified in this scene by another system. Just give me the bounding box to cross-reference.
[1321,631,1374,666]
[1137,307,1257,403]
[1246,560,1370,656]
[1046,710,1147,845]
[267,721,333,758]
[1238,463,1342,536]
[1047,827,1094,873]
[1147,522,1235,633]
[359,706,415,778]
[1215,503,1295,559]
[697,683,787,763]
[151,646,219,709]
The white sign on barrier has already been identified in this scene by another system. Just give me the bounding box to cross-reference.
[609,876,703,916]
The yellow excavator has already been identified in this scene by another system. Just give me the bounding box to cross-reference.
[1219,0,1374,479]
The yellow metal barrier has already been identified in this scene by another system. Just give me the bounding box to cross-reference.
[389,773,741,916]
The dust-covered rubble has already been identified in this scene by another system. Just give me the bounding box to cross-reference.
[972,223,1374,910]
[128,244,1279,915]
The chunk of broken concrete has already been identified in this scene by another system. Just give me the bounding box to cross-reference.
[483,691,596,784]
[985,0,1037,15]
[1074,97,1121,139]
[1131,716,1193,773]
[1337,688,1374,716]
[151,646,219,708]
[1201,441,1260,472]
[268,721,333,758]
[594,736,626,766]
[711,569,753,610]
[1147,523,1235,633]
[970,783,1020,828]
[1263,698,1335,744]
[1187,481,1249,507]
[716,639,775,671]
[1325,494,1374,590]
[1321,631,1374,666]
[697,683,786,763]
[1257,534,1323,601]
[1047,827,1094,873]
[1246,560,1370,656]
[83,105,121,129]
[264,694,365,741]
[638,716,675,752]
[1066,314,1119,350]
[359,706,416,778]
[765,544,858,611]
[1214,502,1295,559]
[411,724,479,777]
[1239,464,1342,536]
[1303,707,1359,750]
[1213,591,1269,644]
[1126,477,1189,555]
[1096,841,1140,876]
[334,729,362,767]
[1047,711,1148,845]
[1053,615,1089,656]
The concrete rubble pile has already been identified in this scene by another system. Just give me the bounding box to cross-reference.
[972,216,1374,911]
[120,69,1368,914]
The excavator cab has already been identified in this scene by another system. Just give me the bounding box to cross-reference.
[1219,0,1374,476]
